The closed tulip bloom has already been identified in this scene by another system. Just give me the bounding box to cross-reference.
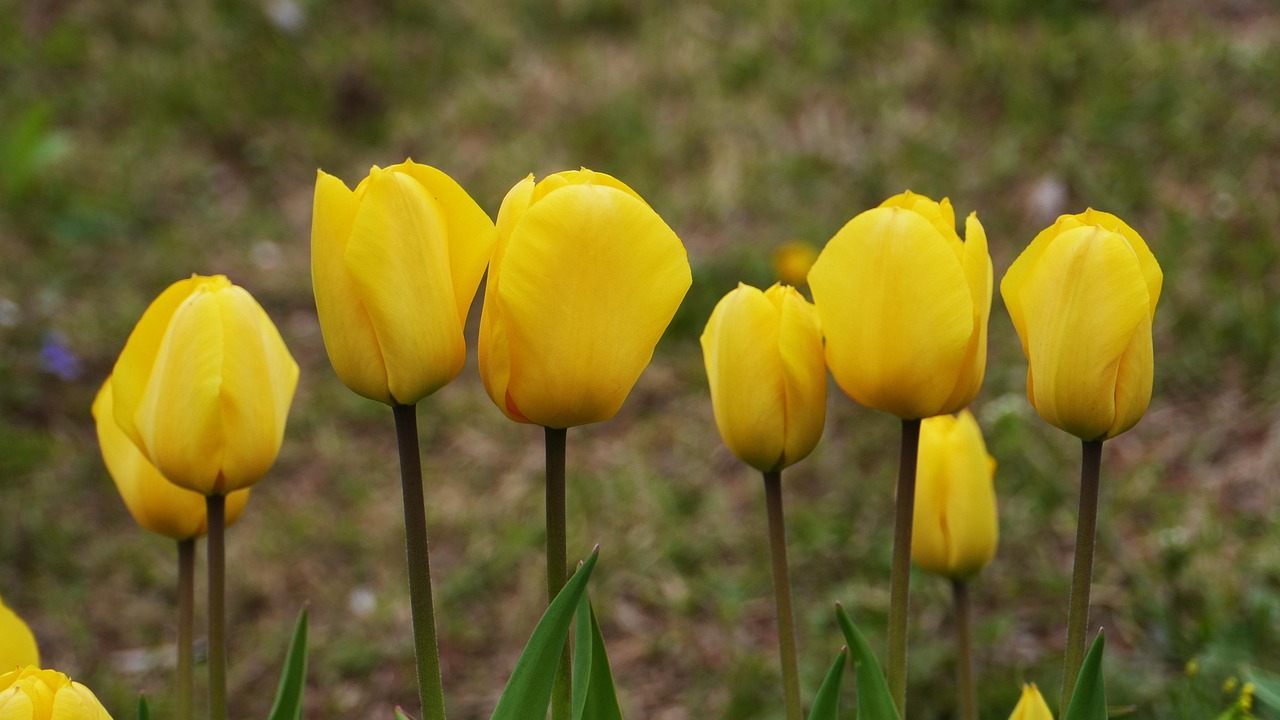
[1008,684,1054,720]
[312,160,497,405]
[479,169,692,428]
[808,191,992,420]
[702,283,826,472]
[0,667,111,719]
[0,598,38,671]
[92,380,250,540]
[911,410,998,580]
[1001,210,1161,441]
[110,275,299,496]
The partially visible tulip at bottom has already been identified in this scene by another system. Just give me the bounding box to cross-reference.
[0,598,38,671]
[1008,684,1054,720]
[0,666,112,719]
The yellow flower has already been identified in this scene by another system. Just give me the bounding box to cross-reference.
[808,191,991,420]
[701,283,826,472]
[0,598,38,672]
[479,169,692,428]
[0,666,111,719]
[911,410,998,580]
[311,160,497,406]
[1000,210,1162,441]
[110,275,299,496]
[771,241,819,287]
[92,380,250,540]
[1008,683,1054,720]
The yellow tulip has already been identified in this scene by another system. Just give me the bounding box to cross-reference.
[0,598,38,671]
[311,160,497,406]
[1000,210,1162,440]
[1008,683,1054,720]
[701,283,826,472]
[92,380,250,540]
[0,667,111,719]
[808,191,992,420]
[771,241,819,287]
[911,410,998,580]
[110,275,299,496]
[479,169,692,428]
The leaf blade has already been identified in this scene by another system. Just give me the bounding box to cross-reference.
[806,648,848,720]
[267,607,310,720]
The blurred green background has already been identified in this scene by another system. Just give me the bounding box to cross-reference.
[1,0,1278,717]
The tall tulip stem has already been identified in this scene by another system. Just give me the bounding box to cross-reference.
[178,539,196,720]
[1061,439,1104,706]
[888,418,922,715]
[393,404,448,720]
[952,580,976,720]
[763,470,803,720]
[206,495,226,720]
[545,426,571,720]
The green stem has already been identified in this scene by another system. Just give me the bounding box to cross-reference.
[393,404,448,720]
[206,495,226,720]
[545,426,571,720]
[952,580,976,720]
[178,539,195,720]
[1061,439,1104,706]
[763,470,803,720]
[888,418,921,716]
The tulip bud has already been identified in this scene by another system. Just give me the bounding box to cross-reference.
[911,410,998,580]
[311,160,497,406]
[701,283,826,472]
[771,241,818,287]
[1008,683,1054,720]
[110,275,299,496]
[479,169,692,428]
[0,667,111,719]
[808,191,992,420]
[1000,210,1162,441]
[92,380,250,540]
[0,598,38,671]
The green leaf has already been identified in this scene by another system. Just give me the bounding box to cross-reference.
[835,604,901,720]
[1062,631,1107,720]
[1244,666,1280,709]
[490,549,600,720]
[571,590,624,720]
[267,607,310,720]
[394,708,417,720]
[136,695,151,720]
[806,648,848,720]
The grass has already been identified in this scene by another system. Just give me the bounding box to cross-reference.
[2,1,1279,718]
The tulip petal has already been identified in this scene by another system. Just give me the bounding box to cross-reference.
[943,213,993,411]
[1079,209,1162,311]
[312,170,391,404]
[1107,310,1153,439]
[498,183,691,428]
[479,176,536,423]
[911,415,952,575]
[1019,226,1150,440]
[809,206,973,419]
[50,682,110,720]
[941,412,998,576]
[343,168,465,405]
[0,599,38,671]
[773,286,826,468]
[0,687,34,720]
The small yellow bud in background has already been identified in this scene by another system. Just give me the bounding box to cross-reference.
[1185,659,1199,678]
[0,598,39,671]
[0,666,112,719]
[771,241,818,287]
[1008,683,1054,720]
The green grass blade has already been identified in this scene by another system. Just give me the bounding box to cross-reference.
[1062,631,1107,720]
[490,549,600,720]
[572,591,623,720]
[267,607,310,720]
[394,707,417,720]
[806,648,848,720]
[1244,666,1280,709]
[136,695,151,720]
[835,604,900,720]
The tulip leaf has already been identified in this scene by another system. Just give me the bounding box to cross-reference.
[835,604,901,720]
[136,695,150,720]
[1062,631,1107,720]
[394,708,417,720]
[571,590,624,720]
[267,607,309,720]
[490,549,599,720]
[806,648,848,720]
[1243,666,1280,709]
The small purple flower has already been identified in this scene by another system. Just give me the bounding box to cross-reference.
[40,331,82,381]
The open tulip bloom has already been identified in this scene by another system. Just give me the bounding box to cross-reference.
[0,667,112,720]
[0,597,39,672]
[808,191,992,714]
[1001,209,1161,704]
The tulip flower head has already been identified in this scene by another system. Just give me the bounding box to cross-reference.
[311,160,497,406]
[911,410,998,580]
[93,380,250,540]
[1001,210,1162,441]
[110,275,299,496]
[0,667,111,719]
[808,191,992,420]
[702,283,826,472]
[1008,683,1054,720]
[479,169,692,428]
[0,597,38,671]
